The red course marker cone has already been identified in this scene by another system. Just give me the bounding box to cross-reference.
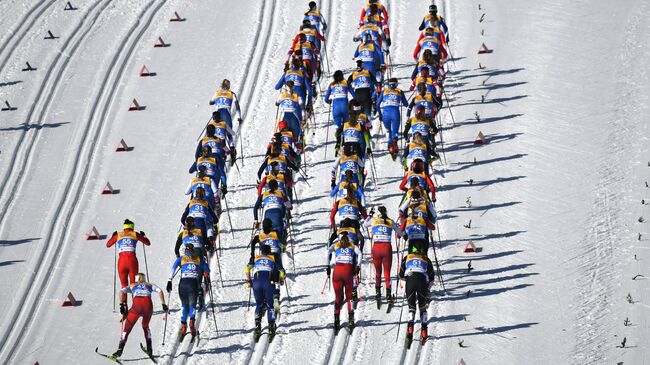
[139,65,155,77]
[170,11,185,22]
[478,43,492,54]
[154,36,168,48]
[128,98,143,111]
[101,182,115,194]
[116,139,130,152]
[62,292,81,307]
[474,131,486,145]
[85,226,101,240]
[464,241,477,253]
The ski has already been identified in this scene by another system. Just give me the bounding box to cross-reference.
[405,333,413,349]
[139,343,157,364]
[190,332,200,344]
[254,329,262,343]
[95,347,124,364]
[386,302,394,313]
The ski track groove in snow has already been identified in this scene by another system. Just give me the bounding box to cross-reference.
[0,0,107,234]
[0,0,170,362]
[0,0,57,77]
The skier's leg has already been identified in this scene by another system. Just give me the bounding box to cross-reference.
[252,279,265,319]
[332,275,343,316]
[372,244,383,290]
[218,109,232,130]
[264,281,276,323]
[128,256,138,286]
[343,269,354,314]
[384,244,393,291]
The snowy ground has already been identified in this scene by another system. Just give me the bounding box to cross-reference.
[1,0,649,364]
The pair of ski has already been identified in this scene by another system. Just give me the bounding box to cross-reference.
[95,343,156,364]
[253,325,277,343]
[405,331,429,349]
[334,322,355,336]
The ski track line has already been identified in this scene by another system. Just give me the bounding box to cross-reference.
[0,0,113,356]
[0,0,57,76]
[0,1,171,363]
[0,0,106,233]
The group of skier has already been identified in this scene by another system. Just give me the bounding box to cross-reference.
[97,1,452,361]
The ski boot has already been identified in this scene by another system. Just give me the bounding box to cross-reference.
[179,321,188,341]
[348,311,355,333]
[145,339,153,357]
[334,314,341,335]
[406,322,414,349]
[189,319,197,337]
[386,289,394,313]
[352,289,359,309]
[254,316,262,342]
[421,326,428,345]
[111,342,125,359]
[389,140,399,160]
[375,287,382,309]
[197,288,205,311]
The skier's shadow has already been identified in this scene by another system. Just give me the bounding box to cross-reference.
[436,175,526,192]
[433,321,538,340]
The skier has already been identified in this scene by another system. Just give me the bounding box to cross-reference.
[324,70,354,129]
[304,1,328,35]
[246,243,285,341]
[353,34,385,88]
[411,49,443,85]
[326,233,361,334]
[400,198,436,254]
[189,145,228,195]
[109,273,167,360]
[364,206,402,308]
[347,60,377,117]
[257,144,300,181]
[398,240,435,347]
[359,0,389,35]
[407,84,439,120]
[413,27,447,61]
[335,104,371,159]
[106,219,151,304]
[275,80,306,142]
[399,162,437,202]
[209,78,243,130]
[418,4,449,44]
[185,165,218,211]
[278,54,312,107]
[257,161,293,201]
[167,244,211,341]
[330,169,366,206]
[330,186,368,229]
[292,20,326,53]
[254,179,290,245]
[402,132,435,172]
[354,16,388,51]
[204,113,237,167]
[331,144,365,187]
[180,187,218,244]
[328,218,364,250]
[376,77,408,156]
[174,216,211,259]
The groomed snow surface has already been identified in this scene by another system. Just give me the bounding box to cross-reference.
[1,0,649,364]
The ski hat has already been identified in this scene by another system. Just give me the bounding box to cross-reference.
[278,120,288,130]
[123,219,134,230]
[135,273,146,282]
[429,4,437,14]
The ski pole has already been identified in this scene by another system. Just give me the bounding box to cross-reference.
[435,114,448,165]
[143,245,150,282]
[247,283,252,310]
[215,248,225,288]
[239,120,245,167]
[430,235,446,291]
[223,193,235,239]
[442,88,456,127]
[321,276,330,296]
[207,279,219,335]
[196,116,213,141]
[395,292,409,342]
[161,292,169,345]
[113,243,117,312]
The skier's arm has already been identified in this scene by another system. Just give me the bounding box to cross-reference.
[106,231,118,248]
[253,195,263,221]
[136,232,150,246]
[425,175,436,200]
[406,99,415,118]
[392,220,404,238]
[195,141,203,160]
[232,91,243,121]
[426,258,435,283]
[375,90,384,111]
[169,257,182,279]
[257,177,266,196]
[180,205,190,226]
[249,236,260,265]
[174,232,183,258]
[329,183,339,197]
[418,17,426,31]
[398,256,407,278]
[324,84,332,104]
[184,181,194,195]
[275,74,286,91]
[357,187,366,207]
[201,258,211,274]
[189,162,198,174]
[400,91,409,106]
[399,175,409,192]
[257,159,269,180]
[330,201,338,228]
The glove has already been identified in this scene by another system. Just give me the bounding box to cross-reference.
[386,38,392,47]
[230,146,237,160]
[369,206,375,216]
[355,266,361,275]
[254,221,260,230]
[326,266,331,277]
[166,280,172,293]
[366,147,372,156]
[119,302,127,317]
[238,118,243,124]
[139,230,146,236]
[385,49,390,54]
[330,179,336,189]
[209,100,214,105]
[221,186,228,196]
[162,304,169,313]
[203,272,211,289]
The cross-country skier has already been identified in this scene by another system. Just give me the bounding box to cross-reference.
[399,162,437,202]
[254,179,290,245]
[419,4,449,44]
[331,144,365,186]
[204,113,237,167]
[364,206,402,308]
[330,169,366,206]
[246,243,285,341]
[411,49,444,86]
[326,233,361,334]
[250,218,286,312]
[275,80,306,142]
[190,145,228,195]
[413,27,447,61]
[376,77,408,156]
[407,84,440,120]
[329,218,364,250]
[209,79,243,130]
[402,132,435,172]
[324,70,354,129]
[180,187,218,246]
[109,273,167,360]
[347,60,377,117]
[335,101,371,159]
[398,240,435,347]
[330,186,368,229]
[257,144,300,181]
[167,244,210,341]
[185,165,218,211]
[400,197,436,254]
[304,1,328,34]
[106,219,151,304]
[359,0,390,36]
[279,54,312,107]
